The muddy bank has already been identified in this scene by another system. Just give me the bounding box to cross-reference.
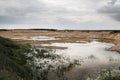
[0,29,120,52]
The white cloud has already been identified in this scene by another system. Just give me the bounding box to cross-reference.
[0,0,119,29]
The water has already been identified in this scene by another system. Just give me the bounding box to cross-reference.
[12,36,57,41]
[11,35,120,79]
[29,41,120,80]
[44,42,120,61]
[31,36,56,41]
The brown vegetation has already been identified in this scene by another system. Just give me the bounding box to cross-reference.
[0,30,120,52]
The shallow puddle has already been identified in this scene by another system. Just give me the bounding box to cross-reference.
[12,36,120,80]
[29,41,120,80]
[31,36,56,41]
[12,36,57,41]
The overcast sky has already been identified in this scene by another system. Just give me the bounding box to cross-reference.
[0,0,120,30]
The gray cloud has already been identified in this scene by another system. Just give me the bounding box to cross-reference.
[0,0,52,24]
[0,0,48,17]
[99,0,120,21]
[0,16,17,24]
[108,0,117,5]
[0,0,120,29]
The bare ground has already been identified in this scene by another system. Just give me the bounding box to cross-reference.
[0,29,120,52]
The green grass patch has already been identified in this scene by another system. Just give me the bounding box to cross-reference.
[0,36,32,80]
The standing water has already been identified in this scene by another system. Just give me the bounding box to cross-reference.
[28,40,120,80]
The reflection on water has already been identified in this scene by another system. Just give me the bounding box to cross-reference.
[31,36,56,41]
[28,41,120,80]
[42,41,120,65]
[12,36,58,41]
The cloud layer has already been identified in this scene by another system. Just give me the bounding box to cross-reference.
[0,0,120,29]
[99,0,120,21]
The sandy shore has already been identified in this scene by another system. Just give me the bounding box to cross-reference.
[0,29,120,52]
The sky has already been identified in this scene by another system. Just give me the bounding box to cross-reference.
[0,0,120,30]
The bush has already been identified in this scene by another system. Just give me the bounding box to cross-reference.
[98,70,120,80]
[0,36,32,80]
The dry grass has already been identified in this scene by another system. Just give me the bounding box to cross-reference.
[0,30,120,52]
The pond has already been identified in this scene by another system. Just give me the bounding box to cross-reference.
[28,41,120,80]
[31,36,56,41]
[12,36,57,41]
